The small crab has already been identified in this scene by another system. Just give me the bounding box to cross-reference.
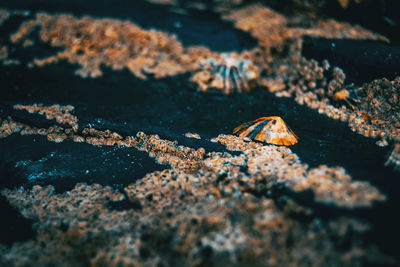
[191,53,260,94]
[234,116,298,146]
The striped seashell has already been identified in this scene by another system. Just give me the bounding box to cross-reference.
[233,116,298,146]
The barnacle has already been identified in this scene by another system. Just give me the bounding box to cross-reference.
[191,53,260,94]
[233,116,298,146]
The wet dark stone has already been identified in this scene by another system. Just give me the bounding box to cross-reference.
[107,197,142,211]
[0,134,167,193]
[0,0,399,262]
[322,0,400,45]
[0,60,398,196]
[0,195,35,245]
[0,0,258,52]
[302,37,400,84]
[1,61,399,262]
[272,0,400,44]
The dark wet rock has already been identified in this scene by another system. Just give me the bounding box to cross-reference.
[0,134,166,192]
[0,1,399,265]
[0,195,35,245]
[0,0,258,52]
[302,37,400,84]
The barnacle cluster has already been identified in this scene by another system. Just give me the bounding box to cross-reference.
[264,54,400,154]
[0,103,393,265]
[10,13,197,79]
[8,6,387,97]
[357,77,400,142]
[0,118,24,139]
[219,4,399,163]
[211,134,384,208]
[222,4,387,59]
[261,50,353,109]
[2,182,392,266]
[191,53,260,94]
[14,104,79,131]
[1,104,385,208]
[1,2,399,265]
[0,128,392,266]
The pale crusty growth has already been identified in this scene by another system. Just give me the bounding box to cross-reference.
[261,49,347,100]
[356,77,400,144]
[10,13,214,79]
[0,112,206,173]
[42,115,385,207]
[223,5,289,54]
[1,180,394,266]
[263,53,400,147]
[8,8,387,97]
[2,103,386,207]
[82,129,206,172]
[0,118,25,138]
[14,104,79,131]
[215,4,388,97]
[211,134,261,151]
[0,118,84,143]
[134,132,206,172]
[220,4,396,147]
[0,104,82,143]
[211,134,385,208]
[223,4,388,56]
[185,132,201,139]
[0,104,394,265]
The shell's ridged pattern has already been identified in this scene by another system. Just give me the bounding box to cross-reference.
[234,116,298,146]
[191,53,260,94]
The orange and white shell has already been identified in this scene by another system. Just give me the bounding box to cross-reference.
[233,116,298,146]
